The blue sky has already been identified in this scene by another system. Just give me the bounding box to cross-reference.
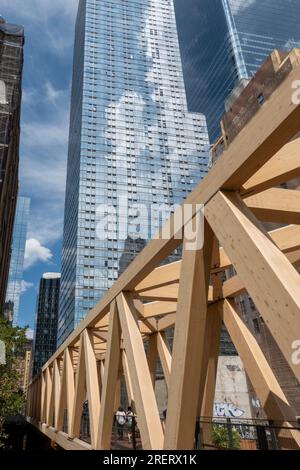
[0,0,79,329]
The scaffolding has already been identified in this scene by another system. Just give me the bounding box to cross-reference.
[0,17,24,314]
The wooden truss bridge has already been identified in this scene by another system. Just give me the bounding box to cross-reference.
[27,51,300,450]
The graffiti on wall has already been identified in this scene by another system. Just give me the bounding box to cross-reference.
[214,402,244,418]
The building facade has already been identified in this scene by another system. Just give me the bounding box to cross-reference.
[32,273,60,376]
[174,0,300,142]
[58,0,209,345]
[5,196,30,325]
[0,17,24,316]
[14,337,33,398]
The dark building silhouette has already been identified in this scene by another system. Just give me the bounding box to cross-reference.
[0,16,24,316]
[33,274,61,376]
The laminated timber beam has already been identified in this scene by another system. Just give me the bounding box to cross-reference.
[205,190,300,382]
[156,332,172,388]
[26,60,300,451]
[147,334,158,387]
[97,301,121,450]
[245,188,300,224]
[223,245,300,299]
[134,224,300,296]
[241,137,300,196]
[164,222,214,450]
[41,66,300,371]
[116,292,163,450]
[222,299,300,448]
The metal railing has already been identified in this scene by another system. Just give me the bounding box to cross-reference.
[195,417,300,451]
[68,409,300,451]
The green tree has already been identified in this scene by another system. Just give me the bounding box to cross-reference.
[0,318,28,447]
[212,424,241,449]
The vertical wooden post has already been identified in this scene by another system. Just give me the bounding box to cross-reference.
[122,351,135,408]
[41,371,46,423]
[157,332,172,388]
[97,300,121,450]
[70,336,86,438]
[199,304,222,448]
[117,292,163,450]
[45,367,52,426]
[147,334,158,388]
[53,359,61,430]
[83,329,101,449]
[164,220,214,449]
[57,347,75,434]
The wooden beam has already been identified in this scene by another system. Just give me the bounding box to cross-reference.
[40,371,46,424]
[134,261,181,292]
[92,330,108,342]
[136,284,214,303]
[143,301,177,319]
[45,367,53,426]
[200,311,222,414]
[245,188,300,224]
[122,351,135,408]
[97,301,121,450]
[223,245,300,299]
[135,284,179,301]
[83,329,101,449]
[147,334,158,387]
[157,313,176,332]
[53,359,61,430]
[200,304,222,448]
[222,275,245,299]
[42,67,300,371]
[164,221,214,450]
[27,419,91,450]
[157,332,172,388]
[222,299,300,447]
[205,190,300,382]
[69,342,85,439]
[116,292,163,450]
[270,224,300,253]
[242,138,300,196]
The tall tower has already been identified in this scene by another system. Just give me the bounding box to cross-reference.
[5,196,30,325]
[175,0,300,142]
[58,0,209,345]
[0,17,24,316]
[32,273,61,376]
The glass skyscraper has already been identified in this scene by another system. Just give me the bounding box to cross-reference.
[175,0,300,142]
[33,273,60,376]
[58,0,209,345]
[5,196,30,326]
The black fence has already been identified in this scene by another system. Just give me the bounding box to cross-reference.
[195,417,300,450]
[63,408,300,450]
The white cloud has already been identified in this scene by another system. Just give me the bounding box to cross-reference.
[0,0,78,23]
[230,0,256,14]
[21,280,34,293]
[20,82,69,244]
[45,81,64,106]
[1,0,78,56]
[24,238,53,269]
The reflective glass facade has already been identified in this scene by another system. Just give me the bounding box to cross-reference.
[58,0,209,345]
[33,273,60,376]
[175,0,300,142]
[5,196,30,326]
